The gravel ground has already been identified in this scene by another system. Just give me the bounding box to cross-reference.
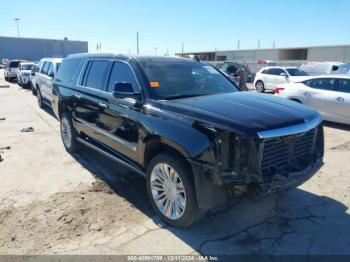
[0,71,350,256]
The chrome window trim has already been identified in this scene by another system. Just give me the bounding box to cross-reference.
[257,114,322,139]
[74,117,137,151]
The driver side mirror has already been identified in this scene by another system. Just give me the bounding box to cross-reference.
[280,72,288,77]
[113,82,142,102]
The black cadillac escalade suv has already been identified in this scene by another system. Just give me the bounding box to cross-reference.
[52,54,324,227]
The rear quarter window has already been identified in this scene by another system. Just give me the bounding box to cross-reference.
[83,60,110,90]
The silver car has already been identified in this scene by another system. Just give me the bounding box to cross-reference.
[275,75,350,125]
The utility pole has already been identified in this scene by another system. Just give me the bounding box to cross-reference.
[181,43,184,54]
[136,31,139,55]
[166,48,169,56]
[237,40,240,51]
[14,18,20,38]
[273,41,276,49]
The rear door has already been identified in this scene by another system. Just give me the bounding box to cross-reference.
[42,62,54,101]
[38,62,49,98]
[332,78,350,124]
[303,78,338,120]
[270,68,288,89]
[98,60,141,162]
[72,59,111,143]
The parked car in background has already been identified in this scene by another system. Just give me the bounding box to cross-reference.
[300,62,350,76]
[4,60,23,81]
[275,75,350,125]
[254,66,309,92]
[35,58,62,108]
[334,64,350,75]
[215,62,253,83]
[52,54,324,227]
[30,64,39,95]
[16,62,35,87]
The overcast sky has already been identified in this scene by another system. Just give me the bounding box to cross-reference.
[1,0,350,55]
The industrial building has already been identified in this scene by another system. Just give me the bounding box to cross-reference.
[0,36,88,62]
[176,44,350,64]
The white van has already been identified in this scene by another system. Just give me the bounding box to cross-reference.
[300,62,350,76]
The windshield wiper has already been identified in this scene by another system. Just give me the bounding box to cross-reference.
[165,94,206,100]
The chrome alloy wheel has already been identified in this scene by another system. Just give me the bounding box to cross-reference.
[61,117,72,148]
[150,163,186,220]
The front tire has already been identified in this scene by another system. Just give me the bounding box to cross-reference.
[146,152,202,227]
[255,80,265,93]
[31,84,37,96]
[60,113,81,153]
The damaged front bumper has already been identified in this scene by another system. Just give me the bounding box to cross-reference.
[190,122,325,211]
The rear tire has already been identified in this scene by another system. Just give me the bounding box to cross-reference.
[255,80,265,93]
[37,88,45,109]
[146,152,202,228]
[60,113,81,153]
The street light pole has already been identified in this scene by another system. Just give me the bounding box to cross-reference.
[14,18,20,38]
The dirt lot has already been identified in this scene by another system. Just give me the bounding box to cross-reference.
[1,71,350,255]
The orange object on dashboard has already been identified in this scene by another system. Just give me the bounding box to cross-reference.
[150,81,160,88]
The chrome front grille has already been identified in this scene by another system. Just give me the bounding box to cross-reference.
[261,128,316,179]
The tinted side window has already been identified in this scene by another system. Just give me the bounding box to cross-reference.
[107,62,139,92]
[41,62,49,75]
[47,63,54,76]
[56,59,81,83]
[270,68,285,75]
[335,79,350,93]
[305,78,334,91]
[264,69,274,75]
[84,60,110,90]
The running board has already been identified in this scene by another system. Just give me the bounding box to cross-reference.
[77,137,146,177]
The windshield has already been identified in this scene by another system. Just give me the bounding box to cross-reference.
[21,64,34,70]
[140,62,239,100]
[286,68,309,76]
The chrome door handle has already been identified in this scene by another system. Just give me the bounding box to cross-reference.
[336,97,345,102]
[303,92,311,97]
[74,94,82,99]
[99,102,108,109]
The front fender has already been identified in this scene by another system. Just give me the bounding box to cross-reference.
[141,117,215,163]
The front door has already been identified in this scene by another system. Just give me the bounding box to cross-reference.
[98,60,141,162]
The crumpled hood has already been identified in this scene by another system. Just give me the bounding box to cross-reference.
[160,92,320,137]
